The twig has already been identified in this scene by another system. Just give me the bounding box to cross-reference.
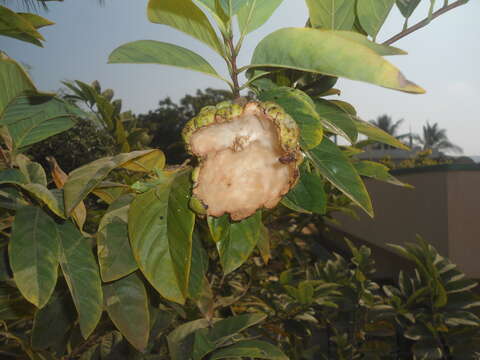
[383,0,469,45]
[226,38,241,100]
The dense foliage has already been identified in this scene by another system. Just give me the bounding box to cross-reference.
[0,0,476,359]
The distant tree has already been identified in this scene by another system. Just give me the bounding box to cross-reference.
[414,122,463,154]
[137,88,234,164]
[27,118,117,173]
[369,114,408,149]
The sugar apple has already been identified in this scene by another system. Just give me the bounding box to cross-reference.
[182,101,302,221]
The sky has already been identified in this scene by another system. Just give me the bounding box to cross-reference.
[2,0,480,156]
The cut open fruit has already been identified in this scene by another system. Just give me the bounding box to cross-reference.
[183,101,301,221]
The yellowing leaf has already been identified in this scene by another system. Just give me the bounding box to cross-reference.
[250,28,425,94]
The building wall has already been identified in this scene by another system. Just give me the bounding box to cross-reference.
[447,171,480,276]
[334,171,449,257]
[334,167,480,277]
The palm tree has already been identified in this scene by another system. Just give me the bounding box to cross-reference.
[369,114,405,137]
[369,114,409,149]
[414,122,462,154]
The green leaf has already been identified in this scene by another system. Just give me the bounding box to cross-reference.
[332,31,407,56]
[63,150,160,215]
[305,0,356,30]
[92,182,130,204]
[121,149,165,173]
[314,99,357,143]
[0,95,77,150]
[97,195,138,282]
[412,339,444,359]
[259,87,323,149]
[214,212,262,274]
[129,170,195,304]
[445,311,480,327]
[210,340,288,360]
[211,0,249,17]
[103,273,150,351]
[405,286,429,307]
[9,206,59,308]
[109,41,224,82]
[31,292,76,350]
[0,53,36,116]
[257,224,271,264]
[250,28,425,94]
[167,318,211,360]
[0,187,28,210]
[190,0,227,36]
[237,0,284,34]
[20,183,66,219]
[355,118,409,150]
[206,313,266,344]
[396,0,421,18]
[16,156,47,186]
[0,168,28,185]
[0,168,62,217]
[282,169,327,214]
[0,168,64,218]
[433,280,448,308]
[193,313,267,359]
[357,0,396,39]
[445,278,478,294]
[188,233,208,300]
[308,137,373,216]
[147,0,223,54]
[0,6,46,46]
[17,13,55,29]
[354,161,411,187]
[56,221,103,339]
[227,0,249,15]
[207,215,230,243]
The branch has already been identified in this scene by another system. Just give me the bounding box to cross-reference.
[382,0,469,45]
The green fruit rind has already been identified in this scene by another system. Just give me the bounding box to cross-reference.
[191,166,200,185]
[183,101,302,220]
[189,195,207,215]
[182,101,300,154]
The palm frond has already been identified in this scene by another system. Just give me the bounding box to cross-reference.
[416,122,462,154]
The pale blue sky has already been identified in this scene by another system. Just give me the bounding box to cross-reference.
[3,0,480,155]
